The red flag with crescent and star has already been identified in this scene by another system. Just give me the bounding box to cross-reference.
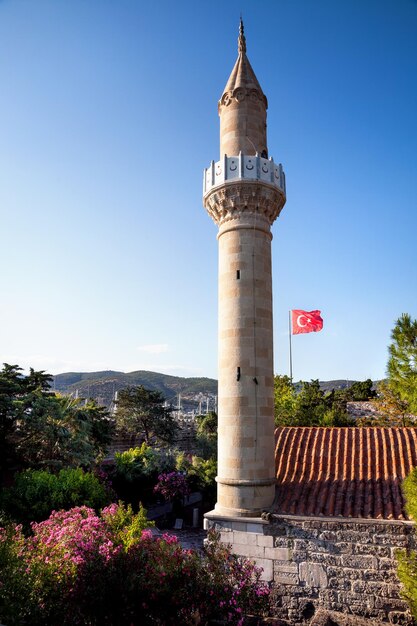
[291,310,323,335]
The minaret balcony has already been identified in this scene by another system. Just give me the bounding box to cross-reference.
[203,153,286,198]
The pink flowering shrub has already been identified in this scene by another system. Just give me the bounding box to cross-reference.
[0,509,270,625]
[153,470,190,501]
[114,528,269,625]
[203,529,270,623]
[13,506,125,624]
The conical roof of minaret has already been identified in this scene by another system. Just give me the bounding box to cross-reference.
[220,20,267,108]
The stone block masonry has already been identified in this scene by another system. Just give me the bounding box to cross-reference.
[204,513,415,624]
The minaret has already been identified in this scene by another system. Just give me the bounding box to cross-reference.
[203,21,286,518]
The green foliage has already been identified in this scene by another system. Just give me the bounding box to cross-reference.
[15,395,114,470]
[195,431,217,459]
[112,444,176,505]
[329,379,376,415]
[115,385,178,445]
[319,407,352,427]
[275,378,351,426]
[398,549,417,619]
[195,411,217,436]
[175,450,217,496]
[195,411,218,458]
[0,363,53,477]
[402,468,417,521]
[360,380,413,427]
[0,363,115,477]
[274,375,297,426]
[101,501,154,550]
[188,456,217,504]
[397,468,417,618]
[114,446,145,483]
[174,450,190,473]
[387,313,417,414]
[176,452,216,491]
[112,445,218,508]
[114,444,175,481]
[295,379,331,425]
[362,315,417,426]
[273,376,373,427]
[1,468,111,526]
[349,379,376,401]
[0,524,31,625]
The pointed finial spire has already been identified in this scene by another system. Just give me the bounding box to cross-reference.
[238,17,246,54]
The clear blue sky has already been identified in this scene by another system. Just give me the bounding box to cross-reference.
[1,0,416,382]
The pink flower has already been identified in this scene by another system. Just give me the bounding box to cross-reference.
[141,529,153,540]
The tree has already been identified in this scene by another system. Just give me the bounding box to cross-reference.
[359,380,413,427]
[387,313,417,414]
[273,377,353,427]
[115,386,177,445]
[294,379,330,425]
[0,363,114,477]
[363,315,417,426]
[0,364,53,478]
[329,379,375,424]
[195,411,217,459]
[274,375,297,426]
[397,468,417,619]
[195,411,217,437]
[348,379,376,401]
[0,364,25,475]
[15,395,114,470]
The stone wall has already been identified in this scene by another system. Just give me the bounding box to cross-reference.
[204,513,416,624]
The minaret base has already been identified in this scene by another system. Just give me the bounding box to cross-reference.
[203,510,270,528]
[212,505,266,518]
[213,479,276,518]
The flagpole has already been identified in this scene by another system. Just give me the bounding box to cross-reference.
[288,310,293,383]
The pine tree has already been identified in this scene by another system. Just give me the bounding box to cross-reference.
[115,386,177,445]
[397,468,417,619]
[387,314,417,414]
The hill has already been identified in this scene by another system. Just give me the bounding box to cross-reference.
[51,371,372,411]
[52,370,218,411]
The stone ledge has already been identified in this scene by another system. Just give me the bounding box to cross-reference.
[204,510,269,533]
[272,513,415,527]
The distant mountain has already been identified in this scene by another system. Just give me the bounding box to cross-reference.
[52,370,218,411]
[294,379,378,393]
[51,370,372,412]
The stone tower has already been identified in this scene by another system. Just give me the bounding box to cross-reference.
[203,21,286,518]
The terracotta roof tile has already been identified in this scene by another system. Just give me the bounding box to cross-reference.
[274,427,417,520]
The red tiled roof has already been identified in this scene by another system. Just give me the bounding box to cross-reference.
[274,427,417,520]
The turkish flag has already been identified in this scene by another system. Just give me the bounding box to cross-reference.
[291,310,323,335]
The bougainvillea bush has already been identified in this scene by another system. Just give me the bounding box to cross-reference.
[153,470,190,502]
[112,444,177,505]
[0,505,269,625]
